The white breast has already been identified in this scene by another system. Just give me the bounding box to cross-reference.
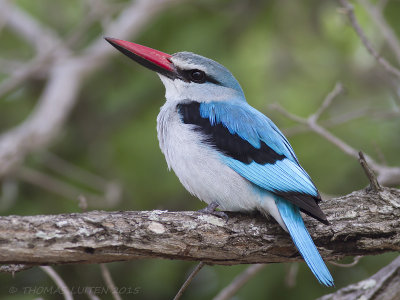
[155,75,285,228]
[157,100,264,212]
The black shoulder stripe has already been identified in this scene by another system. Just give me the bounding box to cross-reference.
[177,102,285,165]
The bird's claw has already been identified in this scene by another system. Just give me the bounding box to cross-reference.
[198,202,229,221]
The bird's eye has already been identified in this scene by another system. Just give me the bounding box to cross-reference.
[189,70,206,83]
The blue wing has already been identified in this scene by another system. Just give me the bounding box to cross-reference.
[178,100,328,224]
[179,100,333,285]
[178,100,333,285]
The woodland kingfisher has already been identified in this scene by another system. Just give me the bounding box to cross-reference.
[105,37,334,287]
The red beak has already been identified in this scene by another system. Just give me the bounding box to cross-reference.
[105,37,175,77]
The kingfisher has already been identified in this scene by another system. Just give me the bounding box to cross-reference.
[105,37,334,286]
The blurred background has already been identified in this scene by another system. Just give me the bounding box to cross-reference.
[0,0,399,299]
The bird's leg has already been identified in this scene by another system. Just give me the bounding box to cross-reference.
[198,201,228,220]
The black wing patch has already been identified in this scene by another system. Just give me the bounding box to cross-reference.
[177,101,329,225]
[276,191,329,225]
[177,102,285,165]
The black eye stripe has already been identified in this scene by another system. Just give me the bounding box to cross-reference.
[176,68,221,85]
[205,75,221,85]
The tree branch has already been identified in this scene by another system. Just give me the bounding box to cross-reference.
[358,0,400,65]
[0,187,399,266]
[40,266,73,300]
[270,83,400,187]
[337,0,400,79]
[174,262,205,300]
[0,0,65,54]
[0,0,181,178]
[213,264,266,300]
[318,255,400,300]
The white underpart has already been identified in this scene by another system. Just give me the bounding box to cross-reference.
[157,75,286,230]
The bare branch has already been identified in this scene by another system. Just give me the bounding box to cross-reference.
[337,0,400,79]
[358,151,382,192]
[270,84,400,186]
[0,178,19,212]
[0,0,181,179]
[318,255,400,300]
[0,187,399,266]
[269,103,307,124]
[283,107,400,137]
[85,288,101,300]
[40,266,74,300]
[174,262,205,300]
[0,53,53,98]
[100,264,122,300]
[329,255,362,268]
[16,167,113,208]
[63,0,126,49]
[358,0,400,65]
[285,263,299,287]
[271,103,372,163]
[308,82,344,123]
[0,0,66,54]
[213,264,266,300]
[41,152,121,197]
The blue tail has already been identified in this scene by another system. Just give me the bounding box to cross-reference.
[275,196,334,287]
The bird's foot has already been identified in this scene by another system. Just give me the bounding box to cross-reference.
[198,202,229,221]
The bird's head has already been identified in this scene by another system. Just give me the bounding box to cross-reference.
[105,38,245,103]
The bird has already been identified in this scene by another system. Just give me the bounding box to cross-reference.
[105,37,334,287]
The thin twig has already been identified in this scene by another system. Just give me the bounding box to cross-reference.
[0,178,19,212]
[78,195,89,211]
[285,263,299,288]
[269,103,307,124]
[0,0,182,179]
[41,152,122,207]
[338,0,400,79]
[16,166,112,207]
[100,264,121,300]
[174,262,205,300]
[40,266,73,300]
[309,82,344,123]
[271,103,370,163]
[284,107,400,137]
[358,0,400,65]
[0,53,53,98]
[329,256,363,268]
[358,151,382,192]
[320,256,400,300]
[0,0,66,54]
[85,288,102,300]
[270,84,400,186]
[64,0,126,49]
[213,264,266,300]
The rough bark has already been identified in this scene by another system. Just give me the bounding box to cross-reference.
[318,256,400,300]
[0,187,399,266]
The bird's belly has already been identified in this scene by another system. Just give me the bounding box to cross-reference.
[171,147,256,211]
[157,106,260,212]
